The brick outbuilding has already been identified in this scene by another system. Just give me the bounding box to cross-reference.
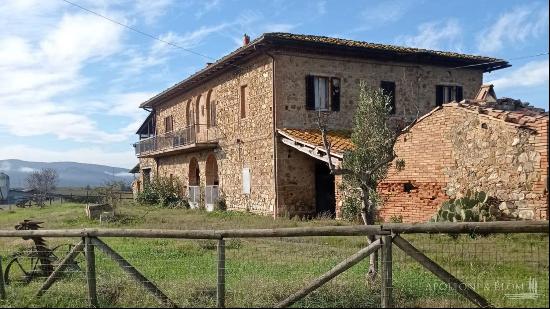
[378,99,548,222]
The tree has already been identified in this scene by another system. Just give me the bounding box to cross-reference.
[319,82,411,278]
[26,168,59,207]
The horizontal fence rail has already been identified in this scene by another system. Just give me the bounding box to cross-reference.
[0,221,547,239]
[0,221,548,308]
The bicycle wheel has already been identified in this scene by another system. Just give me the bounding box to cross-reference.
[51,243,85,273]
[4,254,39,285]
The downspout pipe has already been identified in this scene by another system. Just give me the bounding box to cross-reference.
[265,51,279,218]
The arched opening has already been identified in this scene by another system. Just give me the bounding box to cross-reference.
[205,89,214,128]
[188,157,200,208]
[205,154,219,211]
[188,157,200,186]
[185,99,194,126]
[195,95,201,133]
[205,154,219,185]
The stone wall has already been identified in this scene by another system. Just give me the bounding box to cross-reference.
[273,51,483,130]
[275,140,316,217]
[139,55,276,214]
[445,109,548,220]
[273,51,483,218]
[378,106,548,222]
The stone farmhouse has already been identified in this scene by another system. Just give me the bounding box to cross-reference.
[132,32,519,220]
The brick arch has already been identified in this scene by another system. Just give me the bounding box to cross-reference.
[189,157,200,186]
[205,154,219,186]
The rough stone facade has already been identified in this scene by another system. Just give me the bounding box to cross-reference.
[274,51,482,217]
[378,105,548,222]
[135,43,515,219]
[138,55,276,214]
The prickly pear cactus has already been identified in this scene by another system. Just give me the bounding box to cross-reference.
[431,191,500,222]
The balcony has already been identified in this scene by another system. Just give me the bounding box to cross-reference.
[134,124,219,157]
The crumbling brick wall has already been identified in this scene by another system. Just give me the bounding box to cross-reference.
[378,106,548,223]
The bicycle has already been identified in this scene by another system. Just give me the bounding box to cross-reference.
[3,220,83,285]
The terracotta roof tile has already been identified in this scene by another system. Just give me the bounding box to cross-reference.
[446,101,549,130]
[279,128,354,155]
[140,32,509,108]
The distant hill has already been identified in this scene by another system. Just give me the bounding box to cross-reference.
[0,159,134,188]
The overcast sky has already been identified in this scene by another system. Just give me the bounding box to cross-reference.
[0,0,548,169]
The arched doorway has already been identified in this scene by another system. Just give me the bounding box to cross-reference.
[188,157,200,208]
[205,154,219,186]
[205,154,219,211]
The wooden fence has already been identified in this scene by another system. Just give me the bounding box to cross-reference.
[0,221,548,308]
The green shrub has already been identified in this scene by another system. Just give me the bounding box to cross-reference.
[341,195,362,223]
[136,177,189,208]
[214,197,227,211]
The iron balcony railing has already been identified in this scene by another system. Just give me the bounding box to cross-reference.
[134,124,218,156]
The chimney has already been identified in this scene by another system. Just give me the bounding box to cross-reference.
[243,34,250,46]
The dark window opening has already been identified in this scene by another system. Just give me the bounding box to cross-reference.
[436,85,463,106]
[380,81,396,114]
[403,182,416,193]
[306,75,341,111]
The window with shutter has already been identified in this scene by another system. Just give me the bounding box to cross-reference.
[210,100,217,127]
[380,81,396,114]
[436,85,463,106]
[164,115,173,133]
[456,86,463,102]
[305,75,315,110]
[330,77,340,111]
[306,75,342,111]
[436,85,444,106]
[314,76,329,111]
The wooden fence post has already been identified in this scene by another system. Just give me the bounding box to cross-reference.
[0,256,6,300]
[85,237,99,308]
[392,235,491,308]
[275,239,383,308]
[217,238,226,308]
[381,235,393,308]
[36,240,85,297]
[90,238,177,308]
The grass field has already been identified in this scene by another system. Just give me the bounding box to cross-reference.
[0,202,548,308]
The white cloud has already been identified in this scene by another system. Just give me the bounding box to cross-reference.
[486,59,549,90]
[0,7,131,144]
[396,19,463,51]
[262,23,298,33]
[195,0,222,18]
[133,0,174,24]
[19,167,37,173]
[316,1,327,16]
[104,171,133,177]
[353,0,415,32]
[477,5,549,53]
[0,145,137,169]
